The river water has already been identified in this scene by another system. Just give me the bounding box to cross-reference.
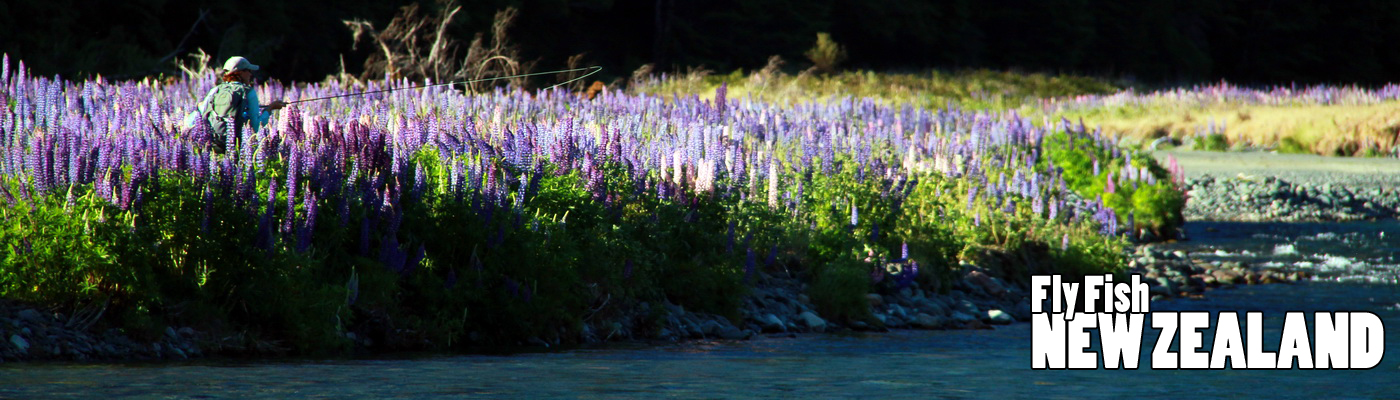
[4,221,1399,399]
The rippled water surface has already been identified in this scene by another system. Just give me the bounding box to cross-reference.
[1162,220,1400,283]
[4,222,1399,399]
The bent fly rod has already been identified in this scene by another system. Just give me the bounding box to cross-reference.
[263,65,603,109]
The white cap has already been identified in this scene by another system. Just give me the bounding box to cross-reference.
[223,56,260,72]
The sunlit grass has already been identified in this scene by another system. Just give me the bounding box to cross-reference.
[1059,102,1400,156]
[632,67,1123,111]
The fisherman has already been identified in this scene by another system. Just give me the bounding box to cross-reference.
[184,56,286,153]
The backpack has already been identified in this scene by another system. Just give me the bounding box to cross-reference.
[202,82,252,153]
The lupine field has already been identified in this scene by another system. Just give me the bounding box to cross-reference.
[0,54,1187,352]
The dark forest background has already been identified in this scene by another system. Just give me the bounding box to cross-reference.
[3,0,1399,86]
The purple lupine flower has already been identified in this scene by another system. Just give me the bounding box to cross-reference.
[901,242,909,260]
[744,247,756,282]
[445,268,459,290]
[358,216,372,256]
[726,220,735,253]
[297,190,319,252]
[1127,211,1136,237]
[850,202,859,227]
[403,244,426,276]
[505,277,520,298]
[974,211,981,227]
[346,272,360,306]
[202,184,213,233]
[1062,233,1070,251]
[966,185,978,209]
[255,179,279,251]
[1104,172,1116,194]
[896,261,918,289]
[1032,191,1045,216]
[714,82,728,121]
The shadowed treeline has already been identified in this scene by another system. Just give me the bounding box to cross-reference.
[2,0,1399,85]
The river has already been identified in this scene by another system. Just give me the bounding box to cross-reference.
[3,221,1398,399]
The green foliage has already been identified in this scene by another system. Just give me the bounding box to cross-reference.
[809,255,872,323]
[804,32,847,74]
[1195,133,1230,151]
[0,181,153,309]
[1042,128,1185,237]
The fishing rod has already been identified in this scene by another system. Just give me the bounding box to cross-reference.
[262,65,603,109]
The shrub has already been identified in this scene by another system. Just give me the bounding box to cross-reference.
[804,32,847,74]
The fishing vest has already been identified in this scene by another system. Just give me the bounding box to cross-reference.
[203,81,252,153]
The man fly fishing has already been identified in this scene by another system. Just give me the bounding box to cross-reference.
[184,56,286,153]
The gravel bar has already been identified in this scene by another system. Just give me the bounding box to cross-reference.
[1153,150,1400,222]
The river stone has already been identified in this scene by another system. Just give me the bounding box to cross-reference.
[700,320,723,337]
[950,311,977,324]
[686,321,704,338]
[1154,277,1176,294]
[1013,298,1033,320]
[9,335,28,354]
[16,309,42,323]
[866,293,884,308]
[911,313,944,329]
[885,314,907,328]
[758,313,785,332]
[889,303,909,319]
[957,300,980,315]
[797,311,827,330]
[719,327,749,340]
[987,310,1014,325]
[915,298,948,316]
[966,271,1008,297]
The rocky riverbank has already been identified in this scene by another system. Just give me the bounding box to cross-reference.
[0,300,202,363]
[2,242,1316,363]
[585,244,1311,345]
